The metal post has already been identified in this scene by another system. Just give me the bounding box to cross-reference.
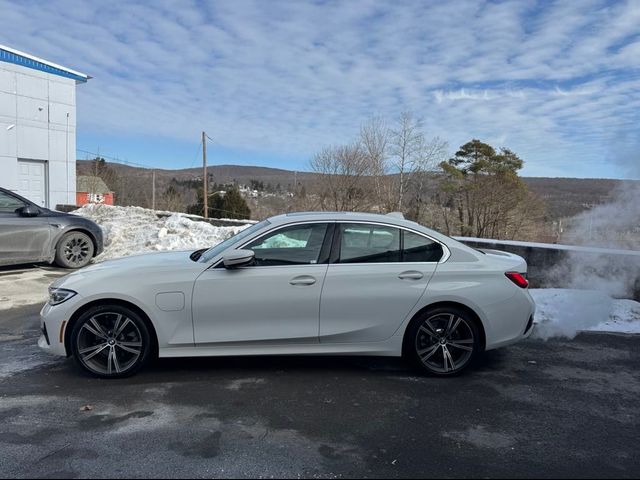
[65,112,70,206]
[152,169,156,210]
[203,131,208,218]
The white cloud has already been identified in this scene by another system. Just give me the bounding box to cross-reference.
[0,0,638,178]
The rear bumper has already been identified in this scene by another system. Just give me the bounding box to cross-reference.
[484,289,536,350]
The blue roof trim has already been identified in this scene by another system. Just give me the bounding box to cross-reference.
[0,48,88,83]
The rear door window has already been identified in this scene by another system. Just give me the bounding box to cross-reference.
[338,223,401,263]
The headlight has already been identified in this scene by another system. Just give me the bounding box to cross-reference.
[48,287,77,306]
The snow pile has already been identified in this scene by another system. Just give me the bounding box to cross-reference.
[530,288,640,339]
[74,204,250,262]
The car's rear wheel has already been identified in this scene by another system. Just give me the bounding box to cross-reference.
[406,307,481,376]
[55,231,94,268]
[70,305,152,378]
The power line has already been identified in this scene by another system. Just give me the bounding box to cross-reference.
[76,149,153,170]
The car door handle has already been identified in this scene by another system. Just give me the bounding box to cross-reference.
[398,271,424,280]
[289,275,316,286]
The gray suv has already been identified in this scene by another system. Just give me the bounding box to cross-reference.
[0,187,103,269]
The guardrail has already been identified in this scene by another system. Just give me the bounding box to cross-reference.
[154,211,257,227]
[455,237,640,300]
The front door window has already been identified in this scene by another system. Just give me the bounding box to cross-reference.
[245,223,329,266]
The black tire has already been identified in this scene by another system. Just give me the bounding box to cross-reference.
[55,231,95,269]
[405,306,481,377]
[70,305,152,379]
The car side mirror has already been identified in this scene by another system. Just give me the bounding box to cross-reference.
[222,249,255,269]
[18,205,40,217]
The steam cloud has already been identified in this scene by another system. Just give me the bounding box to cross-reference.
[548,150,640,300]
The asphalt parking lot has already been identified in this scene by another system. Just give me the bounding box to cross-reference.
[1,302,639,479]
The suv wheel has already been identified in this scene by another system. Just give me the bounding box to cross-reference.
[55,231,94,268]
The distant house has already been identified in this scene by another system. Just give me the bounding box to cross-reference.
[76,175,114,206]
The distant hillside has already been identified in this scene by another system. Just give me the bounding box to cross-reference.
[522,177,635,219]
[77,160,637,220]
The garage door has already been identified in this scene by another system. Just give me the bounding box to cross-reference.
[17,159,47,207]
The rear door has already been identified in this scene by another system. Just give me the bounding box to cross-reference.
[319,222,444,343]
[0,190,51,265]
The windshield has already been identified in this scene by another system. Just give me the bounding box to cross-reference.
[197,220,270,263]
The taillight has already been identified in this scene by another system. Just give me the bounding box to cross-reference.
[505,272,529,288]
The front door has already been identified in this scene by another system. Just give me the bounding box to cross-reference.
[319,223,443,343]
[0,190,51,266]
[192,222,332,345]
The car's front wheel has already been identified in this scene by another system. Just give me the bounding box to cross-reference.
[70,305,152,378]
[406,307,481,376]
[55,231,95,268]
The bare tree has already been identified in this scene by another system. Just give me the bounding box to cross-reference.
[389,111,425,211]
[161,185,184,212]
[359,116,390,211]
[405,136,448,221]
[309,143,373,211]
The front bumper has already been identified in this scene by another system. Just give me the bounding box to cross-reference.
[38,294,84,357]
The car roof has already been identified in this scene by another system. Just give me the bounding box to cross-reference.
[265,211,481,262]
[269,211,434,233]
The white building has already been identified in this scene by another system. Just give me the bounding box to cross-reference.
[0,45,89,208]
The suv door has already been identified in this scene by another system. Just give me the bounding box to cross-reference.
[192,222,333,346]
[0,190,51,266]
[319,223,444,343]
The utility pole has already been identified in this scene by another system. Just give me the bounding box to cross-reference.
[202,131,208,218]
[152,169,156,210]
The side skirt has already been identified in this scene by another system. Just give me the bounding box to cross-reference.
[158,338,403,359]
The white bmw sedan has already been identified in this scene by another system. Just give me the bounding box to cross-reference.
[39,212,535,378]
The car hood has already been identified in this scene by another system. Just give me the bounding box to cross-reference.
[52,250,205,290]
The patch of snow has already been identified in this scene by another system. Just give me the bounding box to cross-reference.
[0,269,65,311]
[225,378,266,391]
[74,204,250,262]
[0,336,64,379]
[530,288,640,339]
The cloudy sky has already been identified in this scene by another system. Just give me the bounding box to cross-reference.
[1,0,639,178]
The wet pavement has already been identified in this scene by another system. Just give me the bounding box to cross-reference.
[1,303,639,478]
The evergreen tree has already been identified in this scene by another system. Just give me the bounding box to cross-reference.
[211,187,251,219]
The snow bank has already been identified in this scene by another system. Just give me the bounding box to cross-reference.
[74,204,250,262]
[530,288,640,339]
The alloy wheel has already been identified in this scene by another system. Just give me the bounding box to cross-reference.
[415,313,475,374]
[76,312,143,376]
[63,234,92,267]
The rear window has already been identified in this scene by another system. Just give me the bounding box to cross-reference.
[403,231,444,262]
